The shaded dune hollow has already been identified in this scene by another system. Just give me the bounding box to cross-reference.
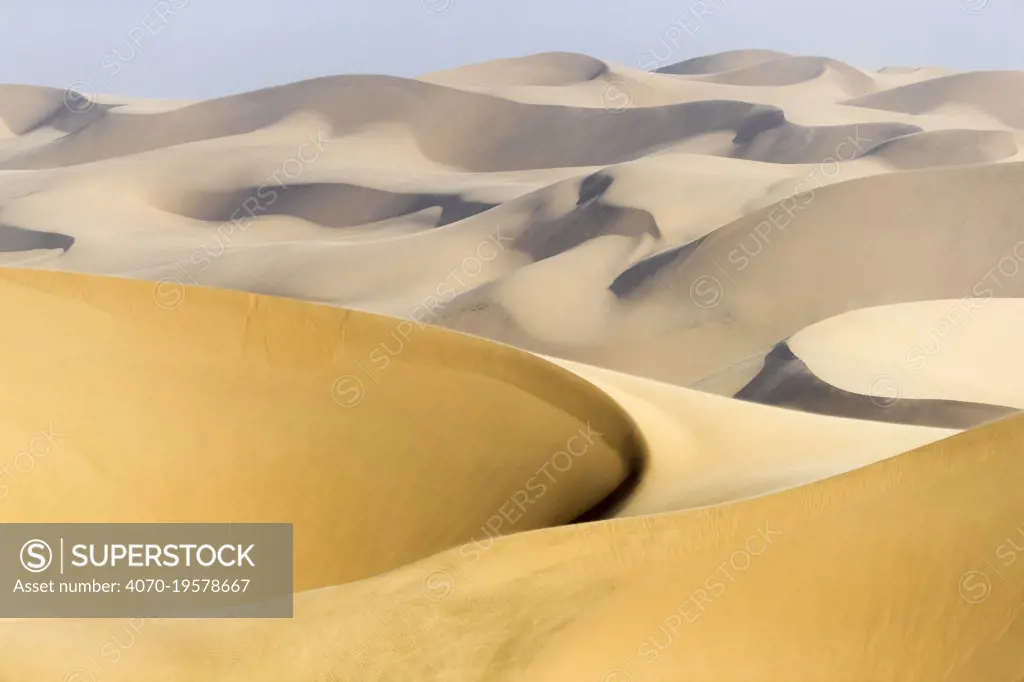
[163,182,499,228]
[0,84,98,136]
[513,171,662,260]
[735,342,1018,429]
[0,224,74,252]
[609,235,706,298]
[0,266,647,589]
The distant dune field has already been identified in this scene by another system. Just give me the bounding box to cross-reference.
[1,50,1022,680]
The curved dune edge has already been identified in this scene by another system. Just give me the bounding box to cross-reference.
[0,265,645,590]
[546,356,955,516]
[418,51,611,87]
[735,342,1017,429]
[656,49,793,75]
[0,266,953,542]
[787,298,1024,410]
[5,409,1023,680]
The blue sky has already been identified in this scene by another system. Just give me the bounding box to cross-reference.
[3,0,1021,98]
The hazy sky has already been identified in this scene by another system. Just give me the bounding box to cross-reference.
[3,0,1021,99]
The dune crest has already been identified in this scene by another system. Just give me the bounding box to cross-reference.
[656,49,792,75]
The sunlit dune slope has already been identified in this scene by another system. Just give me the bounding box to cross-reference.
[0,266,640,588]
[4,397,1022,681]
[549,356,955,515]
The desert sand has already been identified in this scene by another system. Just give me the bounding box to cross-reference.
[0,49,1022,680]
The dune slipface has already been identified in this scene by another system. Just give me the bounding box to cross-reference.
[1,49,1023,679]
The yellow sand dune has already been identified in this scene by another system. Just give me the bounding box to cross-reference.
[0,268,1020,681]
[550,356,954,515]
[0,266,638,589]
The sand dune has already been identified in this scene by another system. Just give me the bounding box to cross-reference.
[699,56,879,96]
[786,299,1024,410]
[2,54,1019,387]
[1,271,1018,679]
[0,267,640,589]
[864,128,1020,168]
[0,224,74,253]
[550,356,955,515]
[420,51,610,86]
[1,49,1023,679]
[0,84,73,136]
[657,49,792,75]
[847,70,1024,129]
[735,342,1017,429]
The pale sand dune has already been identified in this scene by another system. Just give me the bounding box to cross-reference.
[0,52,1020,396]
[847,71,1024,128]
[697,56,879,97]
[656,49,793,75]
[1,49,1023,679]
[787,299,1024,410]
[420,51,610,87]
[864,128,1021,168]
[0,84,71,136]
[734,342,1018,429]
